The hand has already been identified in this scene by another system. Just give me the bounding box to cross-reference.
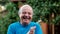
[27,26,36,34]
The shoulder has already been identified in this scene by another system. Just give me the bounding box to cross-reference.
[8,21,19,28]
[30,22,40,26]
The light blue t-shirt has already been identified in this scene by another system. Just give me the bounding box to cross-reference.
[7,21,43,34]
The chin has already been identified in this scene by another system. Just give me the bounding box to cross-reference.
[23,20,29,22]
[24,21,29,24]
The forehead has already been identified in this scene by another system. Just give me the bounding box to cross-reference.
[22,6,33,13]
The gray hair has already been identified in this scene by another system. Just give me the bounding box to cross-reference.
[18,4,33,15]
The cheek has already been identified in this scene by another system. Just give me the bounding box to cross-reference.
[30,15,32,19]
[19,14,23,19]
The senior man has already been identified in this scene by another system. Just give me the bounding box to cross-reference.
[7,5,43,34]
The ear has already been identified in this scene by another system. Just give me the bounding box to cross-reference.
[18,14,21,18]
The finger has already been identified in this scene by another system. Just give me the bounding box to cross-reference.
[29,31,34,34]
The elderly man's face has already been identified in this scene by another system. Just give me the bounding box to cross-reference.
[19,6,33,25]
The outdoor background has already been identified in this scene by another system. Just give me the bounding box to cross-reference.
[0,0,60,34]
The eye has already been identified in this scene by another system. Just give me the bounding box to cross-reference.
[22,12,26,14]
[28,12,31,15]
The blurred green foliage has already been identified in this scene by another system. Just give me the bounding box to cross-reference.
[0,2,19,34]
[26,0,60,23]
[0,0,60,34]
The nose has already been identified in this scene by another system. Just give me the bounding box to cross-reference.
[25,13,29,16]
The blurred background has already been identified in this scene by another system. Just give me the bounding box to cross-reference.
[0,0,60,34]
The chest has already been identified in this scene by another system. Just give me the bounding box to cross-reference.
[15,26,30,34]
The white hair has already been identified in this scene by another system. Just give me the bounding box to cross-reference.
[18,4,33,15]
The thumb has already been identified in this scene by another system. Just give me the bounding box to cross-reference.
[30,26,36,30]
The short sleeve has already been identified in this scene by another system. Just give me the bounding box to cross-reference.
[35,23,43,34]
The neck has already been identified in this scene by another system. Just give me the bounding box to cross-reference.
[20,21,29,27]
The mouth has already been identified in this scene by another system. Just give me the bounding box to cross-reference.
[21,16,31,25]
[22,16,31,20]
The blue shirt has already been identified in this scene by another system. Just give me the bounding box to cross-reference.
[7,21,43,34]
